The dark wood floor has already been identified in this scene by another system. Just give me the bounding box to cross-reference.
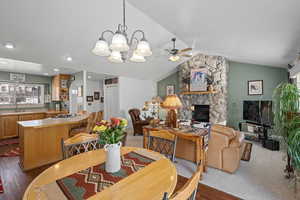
[0,143,240,200]
[175,175,241,200]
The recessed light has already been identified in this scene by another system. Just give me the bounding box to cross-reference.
[4,43,15,49]
[43,73,49,76]
[53,68,60,72]
[66,56,72,61]
[88,75,92,79]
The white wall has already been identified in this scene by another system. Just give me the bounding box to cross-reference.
[85,79,104,113]
[69,71,84,114]
[118,76,156,127]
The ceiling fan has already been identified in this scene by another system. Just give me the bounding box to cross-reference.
[165,38,192,62]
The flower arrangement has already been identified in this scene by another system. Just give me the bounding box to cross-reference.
[93,117,128,145]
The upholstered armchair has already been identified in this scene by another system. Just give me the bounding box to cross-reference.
[207,124,245,173]
[128,108,150,136]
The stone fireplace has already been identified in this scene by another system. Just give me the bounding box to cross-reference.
[178,54,228,124]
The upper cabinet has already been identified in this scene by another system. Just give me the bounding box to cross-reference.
[52,74,71,101]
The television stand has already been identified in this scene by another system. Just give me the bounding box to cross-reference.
[239,121,271,142]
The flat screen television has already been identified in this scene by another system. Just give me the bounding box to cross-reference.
[243,100,273,125]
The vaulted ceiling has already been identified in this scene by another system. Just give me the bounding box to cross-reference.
[0,0,299,80]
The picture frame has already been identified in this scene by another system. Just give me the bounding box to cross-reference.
[86,96,94,102]
[190,68,208,92]
[166,85,175,96]
[248,80,263,95]
[94,91,100,100]
[100,96,104,103]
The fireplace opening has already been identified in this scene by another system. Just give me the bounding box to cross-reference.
[192,105,210,122]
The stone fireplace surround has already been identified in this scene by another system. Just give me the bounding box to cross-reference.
[178,53,228,124]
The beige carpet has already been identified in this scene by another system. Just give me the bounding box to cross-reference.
[126,130,297,200]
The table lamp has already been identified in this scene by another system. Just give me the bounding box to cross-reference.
[162,94,182,128]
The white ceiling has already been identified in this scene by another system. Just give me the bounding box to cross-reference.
[128,0,300,67]
[0,0,299,81]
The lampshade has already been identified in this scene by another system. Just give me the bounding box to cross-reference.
[110,33,129,52]
[169,55,180,62]
[130,51,146,62]
[162,94,182,109]
[108,51,123,63]
[92,39,111,56]
[136,40,152,57]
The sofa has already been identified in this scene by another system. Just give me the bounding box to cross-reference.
[207,124,245,173]
[128,108,151,136]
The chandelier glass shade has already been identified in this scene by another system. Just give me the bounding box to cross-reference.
[92,0,152,63]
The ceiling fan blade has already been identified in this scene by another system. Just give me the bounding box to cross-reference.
[179,48,192,53]
[181,54,192,57]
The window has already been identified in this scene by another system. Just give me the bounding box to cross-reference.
[0,82,44,106]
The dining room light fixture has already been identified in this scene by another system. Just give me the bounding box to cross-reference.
[92,0,152,63]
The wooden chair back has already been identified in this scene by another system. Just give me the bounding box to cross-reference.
[147,130,177,162]
[61,133,99,159]
[95,111,103,123]
[169,165,203,200]
[86,112,97,133]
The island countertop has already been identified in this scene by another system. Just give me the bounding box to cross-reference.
[17,114,89,128]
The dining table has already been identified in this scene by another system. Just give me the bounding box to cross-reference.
[23,147,177,200]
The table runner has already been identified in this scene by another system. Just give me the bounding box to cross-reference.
[40,151,157,200]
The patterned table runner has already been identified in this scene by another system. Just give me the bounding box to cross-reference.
[40,151,157,200]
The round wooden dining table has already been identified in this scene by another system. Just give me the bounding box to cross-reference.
[23,147,177,200]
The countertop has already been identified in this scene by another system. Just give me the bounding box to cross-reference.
[0,110,66,116]
[17,114,89,128]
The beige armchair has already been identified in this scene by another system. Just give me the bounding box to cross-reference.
[207,124,245,173]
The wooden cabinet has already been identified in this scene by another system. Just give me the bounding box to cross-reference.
[52,74,71,101]
[0,115,19,138]
[0,113,47,139]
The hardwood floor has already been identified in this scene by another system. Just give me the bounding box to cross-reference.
[0,143,240,200]
[175,175,241,200]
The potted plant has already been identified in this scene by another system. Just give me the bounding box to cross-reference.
[93,118,127,173]
[273,82,300,191]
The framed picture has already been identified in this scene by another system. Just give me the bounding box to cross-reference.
[190,68,208,91]
[94,91,100,100]
[100,96,104,103]
[86,96,93,102]
[166,85,175,96]
[248,80,263,95]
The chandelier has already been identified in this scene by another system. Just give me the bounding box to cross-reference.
[92,0,152,63]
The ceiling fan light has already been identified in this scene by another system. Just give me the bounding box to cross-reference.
[136,40,152,57]
[108,51,123,63]
[169,55,180,62]
[130,51,146,62]
[92,39,111,56]
[110,33,129,52]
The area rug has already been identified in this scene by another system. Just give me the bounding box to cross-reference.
[42,151,155,199]
[241,142,252,162]
[0,176,3,193]
[0,147,20,157]
[0,138,19,146]
[175,175,241,200]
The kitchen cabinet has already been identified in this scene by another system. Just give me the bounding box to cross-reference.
[52,74,71,101]
[0,115,19,138]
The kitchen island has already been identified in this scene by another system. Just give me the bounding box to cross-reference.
[18,114,89,171]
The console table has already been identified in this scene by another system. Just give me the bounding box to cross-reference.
[143,125,208,169]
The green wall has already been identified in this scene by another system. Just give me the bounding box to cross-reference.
[0,71,53,110]
[157,61,289,129]
[227,62,288,129]
[157,71,179,99]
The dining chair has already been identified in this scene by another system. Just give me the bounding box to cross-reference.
[69,112,96,136]
[61,133,99,159]
[202,123,211,172]
[164,164,203,200]
[147,130,177,162]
